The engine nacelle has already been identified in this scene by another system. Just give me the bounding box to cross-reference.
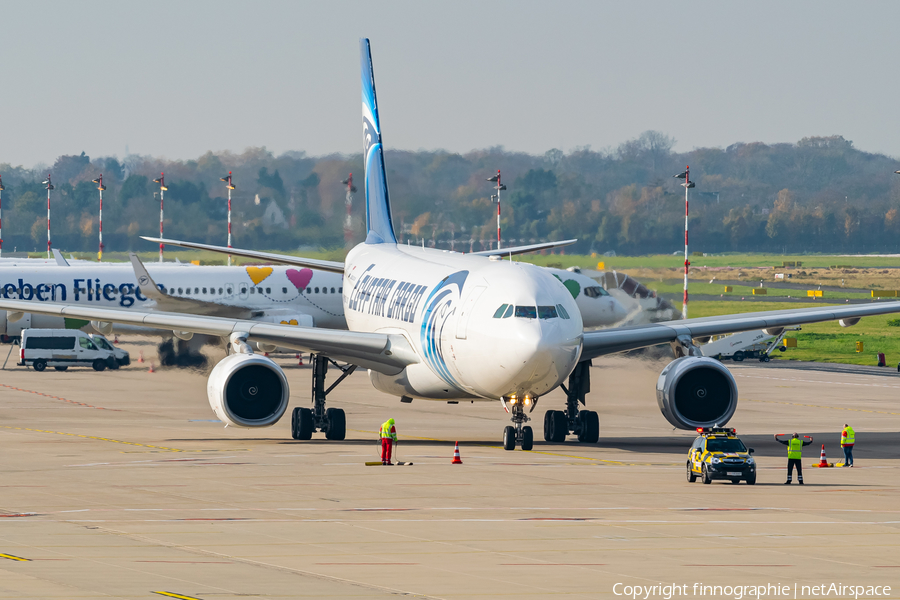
[207,353,290,428]
[839,318,860,328]
[656,357,738,430]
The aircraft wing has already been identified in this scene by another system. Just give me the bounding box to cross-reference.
[140,236,345,274]
[471,239,578,257]
[0,299,417,374]
[581,302,900,359]
[129,253,256,319]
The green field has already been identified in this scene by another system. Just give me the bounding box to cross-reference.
[517,253,900,271]
[646,280,873,299]
[690,301,900,366]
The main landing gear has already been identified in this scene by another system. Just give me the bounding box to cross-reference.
[543,360,599,444]
[501,396,535,451]
[291,354,356,441]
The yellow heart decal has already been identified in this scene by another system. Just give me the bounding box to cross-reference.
[280,319,299,326]
[245,266,273,285]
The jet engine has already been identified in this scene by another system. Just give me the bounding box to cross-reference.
[207,353,290,428]
[655,356,738,430]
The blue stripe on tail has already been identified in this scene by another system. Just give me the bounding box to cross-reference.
[360,39,397,245]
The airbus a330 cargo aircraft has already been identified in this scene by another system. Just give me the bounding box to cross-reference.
[4,39,900,450]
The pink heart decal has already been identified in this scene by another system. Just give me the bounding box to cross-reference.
[286,268,314,291]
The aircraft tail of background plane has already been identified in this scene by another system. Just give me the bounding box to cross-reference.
[360,38,398,245]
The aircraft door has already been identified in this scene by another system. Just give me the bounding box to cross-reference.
[455,286,486,340]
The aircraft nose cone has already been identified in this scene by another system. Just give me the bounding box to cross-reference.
[611,298,629,322]
[505,321,581,397]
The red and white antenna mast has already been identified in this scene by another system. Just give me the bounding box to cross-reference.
[220,171,235,266]
[341,174,357,248]
[674,166,695,319]
[92,174,107,260]
[487,170,507,250]
[153,173,167,262]
[42,174,54,259]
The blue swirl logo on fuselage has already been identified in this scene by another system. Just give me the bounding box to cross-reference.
[419,270,469,390]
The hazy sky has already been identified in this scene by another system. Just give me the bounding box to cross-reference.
[2,1,898,167]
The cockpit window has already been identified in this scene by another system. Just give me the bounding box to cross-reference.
[538,305,558,319]
[502,305,514,318]
[556,304,571,319]
[584,286,609,298]
[515,306,537,319]
[493,304,509,318]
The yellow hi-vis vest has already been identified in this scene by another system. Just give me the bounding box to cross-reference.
[841,426,855,446]
[787,437,804,459]
[381,421,397,441]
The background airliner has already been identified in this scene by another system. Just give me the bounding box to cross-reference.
[3,39,899,451]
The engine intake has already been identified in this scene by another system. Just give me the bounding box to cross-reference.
[207,353,290,428]
[656,356,738,430]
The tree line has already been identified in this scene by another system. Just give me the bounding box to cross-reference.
[1,133,898,256]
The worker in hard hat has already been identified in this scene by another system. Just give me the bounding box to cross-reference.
[840,423,855,467]
[380,418,397,466]
[775,433,812,484]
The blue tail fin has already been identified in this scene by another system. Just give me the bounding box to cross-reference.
[360,39,397,245]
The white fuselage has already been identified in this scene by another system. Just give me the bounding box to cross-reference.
[543,267,628,328]
[344,244,584,402]
[0,264,346,335]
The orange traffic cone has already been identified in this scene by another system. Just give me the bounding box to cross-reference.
[451,441,463,464]
[138,351,144,363]
[113,335,119,344]
[148,362,155,373]
[813,444,833,467]
[297,353,304,366]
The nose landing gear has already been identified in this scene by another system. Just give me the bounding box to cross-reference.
[501,397,535,451]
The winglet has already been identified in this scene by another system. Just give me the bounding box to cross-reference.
[361,38,397,245]
[51,248,70,267]
[129,252,166,301]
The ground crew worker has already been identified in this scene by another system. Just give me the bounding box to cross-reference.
[380,418,397,465]
[841,423,855,467]
[775,433,812,484]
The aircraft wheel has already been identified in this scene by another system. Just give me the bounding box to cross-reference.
[580,411,600,444]
[325,407,346,440]
[521,426,533,451]
[292,407,314,440]
[549,410,568,443]
[543,411,553,442]
[502,426,516,451]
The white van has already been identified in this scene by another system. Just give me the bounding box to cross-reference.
[89,334,131,366]
[19,329,118,372]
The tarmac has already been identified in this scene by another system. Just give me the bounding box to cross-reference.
[2,338,899,599]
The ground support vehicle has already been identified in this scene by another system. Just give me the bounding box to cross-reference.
[19,329,118,372]
[700,327,798,362]
[89,334,130,366]
[686,427,757,484]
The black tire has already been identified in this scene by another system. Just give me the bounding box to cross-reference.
[521,426,533,451]
[730,478,740,484]
[746,474,756,485]
[108,359,119,370]
[581,411,600,444]
[502,426,516,451]
[763,355,771,363]
[294,407,314,440]
[686,461,697,482]
[33,360,47,372]
[325,407,346,440]
[54,366,68,372]
[550,410,568,443]
[701,464,712,484]
[779,346,787,352]
[92,359,106,372]
[543,411,553,442]
[119,357,130,366]
[732,351,745,362]
[291,408,301,440]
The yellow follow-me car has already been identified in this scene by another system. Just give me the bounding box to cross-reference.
[687,427,757,485]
